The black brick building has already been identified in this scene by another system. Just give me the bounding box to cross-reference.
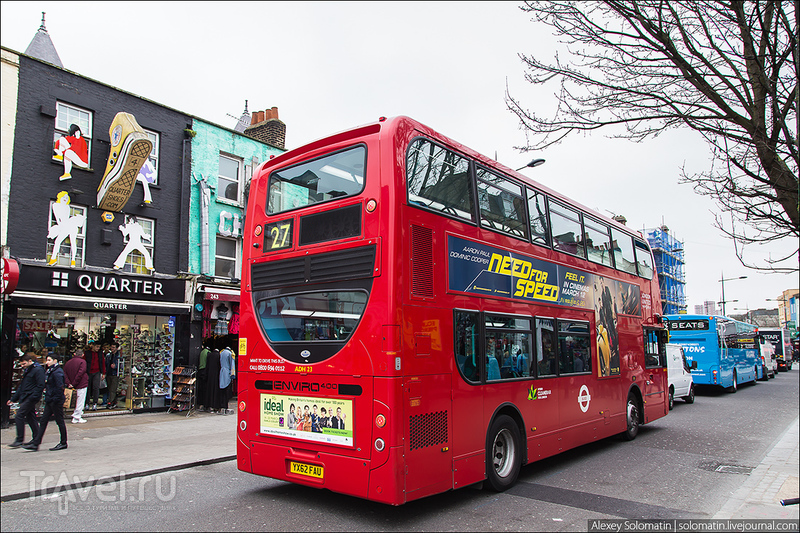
[2,49,195,424]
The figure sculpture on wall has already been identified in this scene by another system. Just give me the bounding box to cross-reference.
[47,192,86,267]
[113,215,154,272]
[137,159,156,204]
[53,124,89,181]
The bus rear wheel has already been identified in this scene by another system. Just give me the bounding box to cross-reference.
[621,394,640,441]
[485,415,521,492]
[728,371,738,393]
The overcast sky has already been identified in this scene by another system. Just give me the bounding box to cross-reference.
[2,1,796,315]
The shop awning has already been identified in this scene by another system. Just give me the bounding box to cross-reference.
[200,286,241,302]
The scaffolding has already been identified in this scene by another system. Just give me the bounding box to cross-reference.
[645,225,686,315]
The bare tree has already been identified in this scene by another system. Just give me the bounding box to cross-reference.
[506,1,798,273]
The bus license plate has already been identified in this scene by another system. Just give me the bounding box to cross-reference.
[290,461,324,479]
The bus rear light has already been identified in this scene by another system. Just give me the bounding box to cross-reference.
[240,420,247,431]
[374,438,385,452]
[253,225,262,237]
[366,199,377,212]
[375,414,386,428]
[712,370,718,383]
[239,400,246,412]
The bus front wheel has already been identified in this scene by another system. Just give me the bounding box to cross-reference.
[622,394,640,441]
[485,415,521,492]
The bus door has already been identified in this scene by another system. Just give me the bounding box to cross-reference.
[643,327,668,422]
[554,319,602,447]
[403,372,452,499]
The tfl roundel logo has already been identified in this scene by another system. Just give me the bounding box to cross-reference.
[578,385,592,413]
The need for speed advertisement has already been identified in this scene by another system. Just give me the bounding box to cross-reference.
[447,235,641,317]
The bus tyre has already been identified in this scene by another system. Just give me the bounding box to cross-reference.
[668,388,674,411]
[682,384,695,404]
[622,394,640,441]
[485,415,521,492]
[728,371,738,393]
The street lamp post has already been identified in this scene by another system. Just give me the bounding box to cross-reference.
[720,274,747,316]
[766,296,788,326]
[516,158,546,172]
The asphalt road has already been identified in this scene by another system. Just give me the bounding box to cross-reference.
[1,368,797,532]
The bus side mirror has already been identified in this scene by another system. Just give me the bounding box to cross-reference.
[691,361,697,369]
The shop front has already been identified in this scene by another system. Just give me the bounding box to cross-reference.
[2,264,190,423]
[198,284,240,352]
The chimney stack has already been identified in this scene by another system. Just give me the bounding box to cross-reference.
[244,107,285,150]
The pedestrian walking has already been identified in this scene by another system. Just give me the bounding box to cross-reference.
[7,353,45,447]
[64,348,89,423]
[23,355,68,451]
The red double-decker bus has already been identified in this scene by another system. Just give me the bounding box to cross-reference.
[236,116,668,505]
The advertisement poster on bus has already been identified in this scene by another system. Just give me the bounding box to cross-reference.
[447,235,644,377]
[260,394,353,447]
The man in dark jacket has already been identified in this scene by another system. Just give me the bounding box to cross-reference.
[64,349,89,423]
[23,355,68,451]
[85,342,106,410]
[105,341,121,409]
[7,353,45,447]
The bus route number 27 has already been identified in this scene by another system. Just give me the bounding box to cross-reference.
[265,220,293,251]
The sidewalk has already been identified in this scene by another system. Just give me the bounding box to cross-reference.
[714,416,800,520]
[1,409,237,501]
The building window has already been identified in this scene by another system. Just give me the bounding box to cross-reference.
[52,102,92,170]
[141,128,160,185]
[47,199,87,268]
[215,236,239,278]
[218,154,242,203]
[119,216,155,275]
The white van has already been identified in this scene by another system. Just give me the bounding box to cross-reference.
[667,344,696,410]
[759,335,777,379]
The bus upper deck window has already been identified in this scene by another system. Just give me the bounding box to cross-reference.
[267,146,366,215]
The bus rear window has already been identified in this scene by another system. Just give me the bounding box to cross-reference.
[256,291,367,343]
[267,146,366,215]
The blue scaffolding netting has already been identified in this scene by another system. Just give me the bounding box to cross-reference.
[645,226,686,315]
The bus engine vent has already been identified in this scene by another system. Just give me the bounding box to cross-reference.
[409,410,448,451]
[411,224,434,298]
[251,245,376,290]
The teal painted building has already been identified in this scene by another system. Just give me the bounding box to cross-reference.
[188,108,285,353]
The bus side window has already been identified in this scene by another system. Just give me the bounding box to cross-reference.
[454,310,479,383]
[536,318,557,377]
[557,320,591,374]
[643,328,665,368]
[406,139,473,221]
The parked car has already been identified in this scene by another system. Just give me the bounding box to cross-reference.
[667,344,696,410]
[759,335,776,379]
